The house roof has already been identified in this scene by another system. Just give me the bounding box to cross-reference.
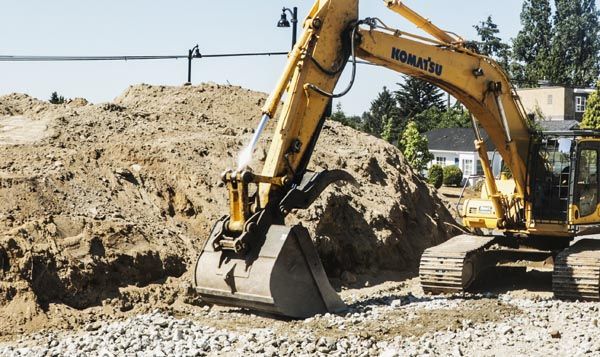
[537,120,580,132]
[426,121,580,153]
[425,128,496,152]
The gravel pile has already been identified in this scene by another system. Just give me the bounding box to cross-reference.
[3,284,600,357]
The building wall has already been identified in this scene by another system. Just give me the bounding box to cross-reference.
[517,87,592,122]
[517,87,566,121]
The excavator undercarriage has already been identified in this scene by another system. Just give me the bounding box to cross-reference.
[421,234,600,301]
[420,235,566,294]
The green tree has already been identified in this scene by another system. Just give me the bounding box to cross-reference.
[396,76,444,131]
[581,83,600,129]
[550,0,600,86]
[437,105,472,129]
[362,86,399,137]
[412,104,471,132]
[473,16,512,68]
[329,102,362,130]
[399,121,433,172]
[49,91,65,104]
[512,0,553,85]
[380,114,394,143]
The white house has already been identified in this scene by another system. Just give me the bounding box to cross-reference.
[424,128,503,186]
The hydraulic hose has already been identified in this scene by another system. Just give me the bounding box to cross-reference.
[306,23,361,99]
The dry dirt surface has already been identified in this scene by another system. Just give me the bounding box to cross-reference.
[0,84,458,338]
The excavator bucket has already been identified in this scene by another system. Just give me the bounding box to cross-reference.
[194,223,346,318]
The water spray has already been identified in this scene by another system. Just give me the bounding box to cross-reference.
[236,113,271,171]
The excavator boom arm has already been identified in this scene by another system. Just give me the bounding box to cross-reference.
[251,0,531,227]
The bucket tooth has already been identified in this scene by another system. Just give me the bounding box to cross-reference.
[194,224,346,318]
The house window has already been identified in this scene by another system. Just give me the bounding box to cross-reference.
[576,96,587,113]
[454,158,460,165]
[436,157,446,166]
[463,159,473,175]
[547,95,553,105]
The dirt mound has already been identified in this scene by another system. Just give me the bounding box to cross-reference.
[0,83,457,334]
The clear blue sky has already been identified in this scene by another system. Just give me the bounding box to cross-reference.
[1,1,535,115]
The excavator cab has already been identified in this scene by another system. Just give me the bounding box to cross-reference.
[528,131,600,228]
[529,134,574,225]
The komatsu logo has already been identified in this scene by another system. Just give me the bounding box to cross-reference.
[391,47,443,76]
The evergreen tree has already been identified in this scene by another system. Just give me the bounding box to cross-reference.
[581,83,600,129]
[436,105,472,130]
[512,0,553,85]
[411,104,471,133]
[362,86,399,137]
[328,102,362,130]
[399,121,433,172]
[473,16,511,67]
[329,102,346,122]
[550,0,600,86]
[49,91,65,104]
[396,76,444,132]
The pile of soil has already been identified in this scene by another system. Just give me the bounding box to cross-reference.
[0,84,457,334]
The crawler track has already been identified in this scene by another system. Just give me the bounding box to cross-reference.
[419,235,497,294]
[553,239,600,301]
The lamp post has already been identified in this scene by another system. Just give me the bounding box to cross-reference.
[277,7,298,49]
[185,44,202,85]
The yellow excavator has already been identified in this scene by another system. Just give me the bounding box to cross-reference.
[195,0,600,317]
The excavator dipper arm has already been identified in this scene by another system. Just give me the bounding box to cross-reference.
[195,0,361,318]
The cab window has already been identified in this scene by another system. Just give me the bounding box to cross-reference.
[576,149,598,217]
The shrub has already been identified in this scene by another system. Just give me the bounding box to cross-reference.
[443,165,463,186]
[428,165,443,189]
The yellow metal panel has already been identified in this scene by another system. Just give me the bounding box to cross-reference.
[384,0,459,44]
[569,203,600,225]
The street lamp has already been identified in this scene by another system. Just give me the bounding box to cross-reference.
[277,7,298,49]
[185,44,202,85]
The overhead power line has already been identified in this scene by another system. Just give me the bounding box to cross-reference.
[0,51,289,62]
[0,50,380,86]
[0,55,186,61]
